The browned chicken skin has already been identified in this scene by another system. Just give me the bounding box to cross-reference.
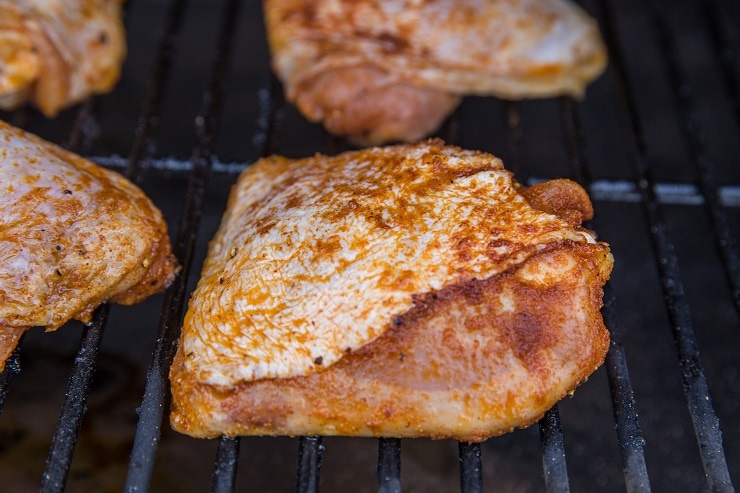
[170,141,613,440]
[0,120,178,369]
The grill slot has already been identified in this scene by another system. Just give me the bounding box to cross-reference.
[0,0,738,491]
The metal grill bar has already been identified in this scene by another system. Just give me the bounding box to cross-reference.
[600,0,734,490]
[297,436,323,493]
[40,305,109,492]
[212,436,241,493]
[254,73,286,159]
[377,438,402,493]
[0,346,21,416]
[539,407,570,492]
[125,0,240,489]
[559,95,651,491]
[602,290,652,493]
[646,0,740,314]
[458,442,483,493]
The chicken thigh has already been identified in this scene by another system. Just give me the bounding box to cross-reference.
[265,0,607,144]
[0,120,177,369]
[170,141,613,440]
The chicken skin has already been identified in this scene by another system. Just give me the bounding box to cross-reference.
[170,141,613,440]
[0,0,126,116]
[264,0,607,144]
[0,120,177,369]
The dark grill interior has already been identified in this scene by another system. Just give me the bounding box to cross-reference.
[1,0,739,491]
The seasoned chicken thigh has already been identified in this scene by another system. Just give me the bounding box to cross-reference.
[265,0,608,144]
[0,120,177,369]
[0,0,125,116]
[170,141,613,440]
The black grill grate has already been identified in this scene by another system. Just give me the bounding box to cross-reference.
[0,0,738,491]
[600,0,733,487]
[126,0,241,489]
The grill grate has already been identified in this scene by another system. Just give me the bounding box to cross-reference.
[600,0,733,488]
[0,0,738,491]
[126,0,241,489]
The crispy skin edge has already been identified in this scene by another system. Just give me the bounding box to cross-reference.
[0,236,178,372]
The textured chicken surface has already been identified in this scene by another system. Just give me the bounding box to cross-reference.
[0,0,125,117]
[265,0,607,145]
[170,141,613,440]
[0,120,177,369]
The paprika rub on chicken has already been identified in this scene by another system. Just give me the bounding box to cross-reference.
[170,141,613,441]
[0,120,177,370]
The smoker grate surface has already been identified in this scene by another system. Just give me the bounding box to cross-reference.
[0,0,739,491]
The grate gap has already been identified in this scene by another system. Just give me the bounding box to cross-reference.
[600,0,734,490]
[124,0,241,489]
[9,107,33,129]
[64,99,100,154]
[503,101,526,179]
[377,438,402,493]
[40,305,109,493]
[440,104,462,144]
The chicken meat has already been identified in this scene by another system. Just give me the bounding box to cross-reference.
[264,0,608,145]
[169,141,613,440]
[0,0,126,117]
[0,120,177,369]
